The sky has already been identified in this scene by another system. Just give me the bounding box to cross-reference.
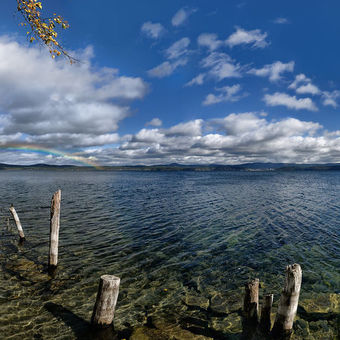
[1,0,340,166]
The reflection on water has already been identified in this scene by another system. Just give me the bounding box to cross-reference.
[0,170,339,339]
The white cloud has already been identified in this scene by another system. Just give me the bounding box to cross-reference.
[146,118,162,127]
[141,21,165,39]
[289,74,310,89]
[85,112,340,166]
[322,90,340,108]
[164,119,203,137]
[0,36,148,148]
[185,74,205,87]
[165,37,190,59]
[248,61,294,82]
[147,58,188,78]
[201,52,242,80]
[8,111,340,166]
[203,84,244,105]
[171,8,196,27]
[225,27,269,48]
[289,74,340,106]
[197,33,223,51]
[296,83,320,95]
[273,17,289,24]
[289,73,320,95]
[263,92,318,111]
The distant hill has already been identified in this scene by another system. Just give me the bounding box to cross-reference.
[1,162,340,171]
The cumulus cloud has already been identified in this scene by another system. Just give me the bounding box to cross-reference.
[289,74,340,107]
[165,37,191,59]
[148,38,190,78]
[7,111,340,165]
[225,27,269,48]
[197,33,223,51]
[78,112,340,166]
[185,74,205,87]
[289,73,320,95]
[141,21,165,39]
[147,58,188,78]
[248,61,294,82]
[203,84,245,105]
[0,36,148,148]
[201,52,242,80]
[296,83,320,95]
[171,8,196,27]
[164,119,203,137]
[146,118,162,127]
[263,92,318,111]
[322,90,340,108]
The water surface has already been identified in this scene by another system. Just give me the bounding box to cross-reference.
[0,170,339,339]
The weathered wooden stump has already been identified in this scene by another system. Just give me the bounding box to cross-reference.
[91,275,120,328]
[243,278,259,322]
[259,293,273,334]
[271,264,302,338]
[48,189,61,271]
[9,204,25,240]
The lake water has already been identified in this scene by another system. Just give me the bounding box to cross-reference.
[0,170,339,339]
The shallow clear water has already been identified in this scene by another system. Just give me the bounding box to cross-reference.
[0,170,339,339]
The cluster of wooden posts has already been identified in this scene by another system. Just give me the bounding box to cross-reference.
[8,189,121,329]
[243,263,302,339]
[8,190,302,336]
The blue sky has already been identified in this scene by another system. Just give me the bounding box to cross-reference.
[1,0,340,165]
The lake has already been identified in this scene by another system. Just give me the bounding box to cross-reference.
[0,170,339,339]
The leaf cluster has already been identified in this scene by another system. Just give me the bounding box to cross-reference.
[17,0,74,61]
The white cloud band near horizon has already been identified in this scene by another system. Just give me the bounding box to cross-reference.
[2,36,340,166]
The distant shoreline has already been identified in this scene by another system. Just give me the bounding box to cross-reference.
[2,163,340,172]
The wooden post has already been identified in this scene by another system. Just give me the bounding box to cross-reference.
[48,189,61,270]
[9,204,25,240]
[243,278,259,322]
[259,293,273,334]
[91,275,120,328]
[271,264,302,337]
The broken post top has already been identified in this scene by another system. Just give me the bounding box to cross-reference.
[263,294,274,306]
[283,263,302,294]
[246,278,259,286]
[101,274,120,283]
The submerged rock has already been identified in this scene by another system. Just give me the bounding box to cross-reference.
[184,294,209,310]
[130,326,169,340]
[300,293,340,313]
[130,322,213,340]
[209,313,242,334]
[210,293,229,314]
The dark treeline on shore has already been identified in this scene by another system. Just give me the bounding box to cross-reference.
[2,162,340,171]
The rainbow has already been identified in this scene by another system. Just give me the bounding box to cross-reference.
[0,144,103,169]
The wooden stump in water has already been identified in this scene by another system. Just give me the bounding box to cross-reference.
[271,264,302,338]
[9,204,25,240]
[91,275,120,328]
[243,278,260,322]
[259,293,273,334]
[48,189,61,270]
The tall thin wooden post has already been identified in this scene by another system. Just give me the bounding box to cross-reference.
[48,189,61,270]
[271,264,302,337]
[259,293,273,334]
[91,275,120,328]
[9,204,25,240]
[243,278,260,322]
